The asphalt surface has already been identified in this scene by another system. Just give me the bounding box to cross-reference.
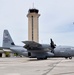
[0,57,74,75]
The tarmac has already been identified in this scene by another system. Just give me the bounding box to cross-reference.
[0,57,74,75]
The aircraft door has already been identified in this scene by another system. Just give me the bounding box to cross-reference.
[28,52,31,56]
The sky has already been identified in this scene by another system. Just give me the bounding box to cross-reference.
[0,0,74,46]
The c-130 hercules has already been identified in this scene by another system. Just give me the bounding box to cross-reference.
[2,30,74,60]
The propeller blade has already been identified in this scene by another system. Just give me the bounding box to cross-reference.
[50,38,56,49]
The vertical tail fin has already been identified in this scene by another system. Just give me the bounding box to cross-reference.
[2,30,15,48]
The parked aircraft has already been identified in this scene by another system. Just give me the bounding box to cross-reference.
[2,30,54,60]
[2,30,74,60]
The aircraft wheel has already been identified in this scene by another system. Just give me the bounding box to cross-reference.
[65,57,68,59]
[44,57,47,60]
[37,58,47,60]
[69,57,72,59]
[37,58,41,60]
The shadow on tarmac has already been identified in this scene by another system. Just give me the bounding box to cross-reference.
[27,58,63,61]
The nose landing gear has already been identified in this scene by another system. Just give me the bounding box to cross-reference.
[65,56,72,59]
[69,56,72,59]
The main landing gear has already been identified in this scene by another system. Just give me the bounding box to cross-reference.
[65,56,72,59]
[37,57,47,60]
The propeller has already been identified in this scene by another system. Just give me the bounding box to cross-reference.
[50,38,56,49]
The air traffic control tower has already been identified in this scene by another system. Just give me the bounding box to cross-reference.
[27,8,40,43]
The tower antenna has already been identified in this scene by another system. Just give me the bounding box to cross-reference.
[33,3,34,8]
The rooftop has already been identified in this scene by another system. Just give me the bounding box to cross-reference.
[28,8,39,13]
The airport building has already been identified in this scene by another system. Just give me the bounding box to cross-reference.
[27,8,40,42]
[0,49,14,57]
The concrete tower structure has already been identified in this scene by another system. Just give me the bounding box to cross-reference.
[27,8,40,42]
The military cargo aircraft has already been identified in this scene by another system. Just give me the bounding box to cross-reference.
[2,30,74,60]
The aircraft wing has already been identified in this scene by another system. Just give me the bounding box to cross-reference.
[22,41,42,50]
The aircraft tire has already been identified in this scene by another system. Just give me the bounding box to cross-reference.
[37,58,41,60]
[44,57,47,60]
[37,57,47,60]
[69,57,72,59]
[65,57,68,59]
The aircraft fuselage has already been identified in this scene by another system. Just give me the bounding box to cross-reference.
[10,45,74,59]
